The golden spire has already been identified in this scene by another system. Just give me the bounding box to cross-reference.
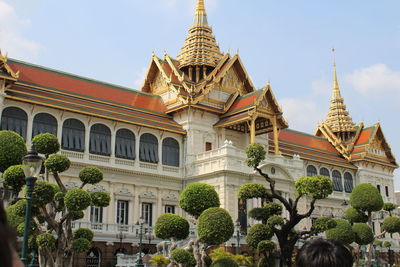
[323,49,356,138]
[177,0,223,70]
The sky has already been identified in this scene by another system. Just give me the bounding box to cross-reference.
[1,0,400,188]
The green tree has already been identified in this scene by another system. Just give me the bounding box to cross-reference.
[3,132,110,267]
[238,143,335,267]
[154,213,190,252]
[178,183,232,267]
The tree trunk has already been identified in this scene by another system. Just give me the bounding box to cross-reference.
[365,211,373,267]
[193,239,202,267]
[277,234,295,267]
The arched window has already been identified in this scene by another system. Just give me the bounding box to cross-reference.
[332,170,343,192]
[62,119,85,152]
[344,172,354,193]
[139,133,158,163]
[86,247,101,267]
[0,107,28,139]
[162,138,179,167]
[306,165,317,176]
[32,113,57,137]
[320,167,330,177]
[115,129,135,160]
[89,124,111,156]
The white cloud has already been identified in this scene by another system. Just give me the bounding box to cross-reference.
[344,64,400,94]
[0,0,41,61]
[279,98,325,133]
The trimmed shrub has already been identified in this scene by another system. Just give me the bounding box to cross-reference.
[73,228,94,242]
[198,207,234,245]
[267,216,284,227]
[79,166,103,185]
[248,208,270,222]
[71,210,85,221]
[245,143,266,168]
[238,183,268,199]
[64,188,91,211]
[45,154,70,173]
[374,240,383,247]
[30,180,56,206]
[350,183,383,212]
[383,202,397,213]
[311,217,337,233]
[211,258,239,267]
[54,192,65,211]
[3,165,25,192]
[71,238,90,253]
[325,219,355,245]
[382,216,400,233]
[344,207,368,224]
[257,240,275,254]
[352,223,374,245]
[179,183,220,218]
[32,133,60,155]
[246,224,273,249]
[36,232,56,250]
[170,249,193,265]
[90,191,111,207]
[264,202,283,216]
[6,204,24,228]
[295,175,333,199]
[0,131,27,172]
[154,213,189,240]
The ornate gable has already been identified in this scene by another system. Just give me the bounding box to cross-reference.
[0,50,19,91]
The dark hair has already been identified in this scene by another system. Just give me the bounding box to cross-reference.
[296,238,353,267]
[0,201,13,267]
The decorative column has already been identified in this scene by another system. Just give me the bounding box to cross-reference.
[272,116,279,155]
[249,118,256,144]
[133,187,140,223]
[84,122,91,158]
[26,112,34,146]
[157,188,163,219]
[108,183,115,223]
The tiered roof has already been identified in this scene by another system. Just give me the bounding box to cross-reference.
[5,59,185,134]
[177,0,224,68]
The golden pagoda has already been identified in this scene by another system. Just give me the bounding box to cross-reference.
[177,0,224,82]
[323,50,356,141]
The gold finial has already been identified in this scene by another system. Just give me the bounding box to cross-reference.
[332,48,339,90]
[196,0,206,15]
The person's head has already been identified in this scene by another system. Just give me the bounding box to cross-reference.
[296,238,353,267]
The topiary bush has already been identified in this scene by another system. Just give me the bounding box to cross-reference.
[238,183,269,199]
[211,258,239,267]
[71,210,85,221]
[71,238,91,253]
[248,208,270,222]
[374,240,383,247]
[325,219,355,245]
[170,249,193,265]
[0,131,27,172]
[267,216,284,227]
[154,213,189,240]
[264,202,283,216]
[73,228,94,242]
[32,133,60,155]
[246,223,273,249]
[3,165,25,192]
[383,241,392,248]
[90,191,111,207]
[344,207,368,224]
[311,217,337,233]
[257,240,275,254]
[179,183,220,218]
[30,180,56,206]
[350,183,383,212]
[64,188,91,211]
[381,216,400,233]
[36,232,56,251]
[295,175,333,199]
[198,207,234,245]
[45,154,71,173]
[383,202,397,213]
[79,166,103,185]
[352,223,374,245]
[245,143,266,168]
[54,192,65,211]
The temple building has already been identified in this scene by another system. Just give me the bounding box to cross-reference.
[0,0,398,265]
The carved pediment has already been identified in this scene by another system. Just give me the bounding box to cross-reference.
[116,187,132,196]
[220,68,242,94]
[88,184,106,192]
[163,193,178,201]
[141,190,156,199]
[150,71,169,94]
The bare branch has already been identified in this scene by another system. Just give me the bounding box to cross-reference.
[52,172,67,193]
[299,198,317,219]
[40,207,58,231]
